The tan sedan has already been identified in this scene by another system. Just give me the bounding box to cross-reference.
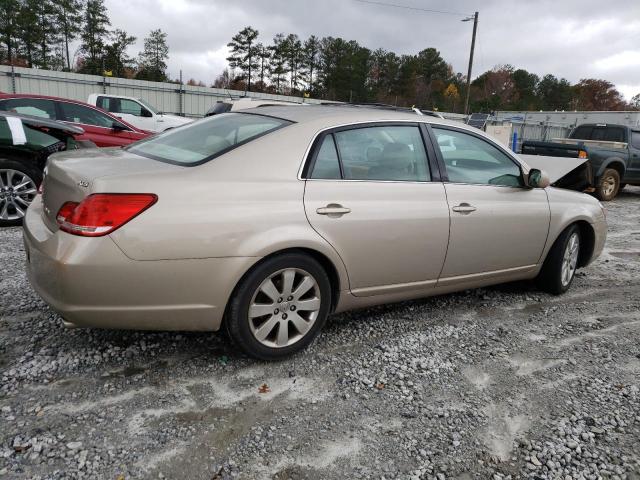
[23,106,607,359]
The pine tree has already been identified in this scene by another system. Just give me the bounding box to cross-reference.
[16,0,39,67]
[103,29,136,77]
[255,43,270,90]
[282,34,302,92]
[80,0,110,74]
[0,0,21,64]
[55,0,84,70]
[137,29,169,81]
[269,33,287,93]
[226,26,259,91]
[34,0,61,69]
[301,35,320,94]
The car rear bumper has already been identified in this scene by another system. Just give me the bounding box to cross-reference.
[23,197,255,331]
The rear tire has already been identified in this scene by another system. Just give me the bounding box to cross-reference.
[0,159,42,227]
[536,225,581,295]
[226,253,332,360]
[595,168,620,201]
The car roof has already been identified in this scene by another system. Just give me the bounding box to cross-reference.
[243,104,464,130]
[0,93,95,105]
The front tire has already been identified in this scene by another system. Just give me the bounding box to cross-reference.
[595,168,620,201]
[536,225,581,295]
[0,159,42,227]
[226,253,332,360]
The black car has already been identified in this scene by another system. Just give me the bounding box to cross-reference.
[0,111,92,226]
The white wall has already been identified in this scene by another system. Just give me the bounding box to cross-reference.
[0,65,325,118]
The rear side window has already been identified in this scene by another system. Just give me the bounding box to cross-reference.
[310,135,341,179]
[631,132,640,149]
[127,113,291,165]
[571,126,593,140]
[309,125,429,181]
[0,98,57,119]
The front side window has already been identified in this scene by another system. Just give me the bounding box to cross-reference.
[119,99,144,116]
[59,102,127,129]
[433,127,523,187]
[127,113,291,165]
[319,125,430,181]
[0,98,57,119]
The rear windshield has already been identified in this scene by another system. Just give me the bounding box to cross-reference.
[127,112,291,165]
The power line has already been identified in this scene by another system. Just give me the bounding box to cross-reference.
[354,0,473,17]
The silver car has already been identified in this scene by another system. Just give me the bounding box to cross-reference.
[23,106,607,359]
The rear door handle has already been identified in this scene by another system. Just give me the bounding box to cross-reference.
[316,204,351,216]
[452,203,477,213]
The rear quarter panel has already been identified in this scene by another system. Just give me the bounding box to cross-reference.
[106,123,350,289]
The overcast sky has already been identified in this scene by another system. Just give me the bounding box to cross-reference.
[101,0,640,100]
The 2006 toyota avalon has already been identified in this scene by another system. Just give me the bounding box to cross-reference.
[23,106,607,359]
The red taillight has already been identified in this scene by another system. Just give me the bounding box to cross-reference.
[56,201,79,224]
[56,194,157,237]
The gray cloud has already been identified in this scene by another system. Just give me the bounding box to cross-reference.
[103,0,640,99]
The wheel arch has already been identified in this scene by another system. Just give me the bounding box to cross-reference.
[544,220,596,270]
[223,246,344,329]
[598,157,626,178]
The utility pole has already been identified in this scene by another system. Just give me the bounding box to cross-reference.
[463,11,478,116]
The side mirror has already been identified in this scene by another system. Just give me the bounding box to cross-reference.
[527,168,550,188]
[111,122,127,132]
[141,108,153,118]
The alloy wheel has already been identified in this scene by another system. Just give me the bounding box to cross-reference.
[248,268,321,348]
[561,232,579,287]
[0,169,38,221]
[602,175,617,198]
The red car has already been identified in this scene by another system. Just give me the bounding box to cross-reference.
[0,94,150,147]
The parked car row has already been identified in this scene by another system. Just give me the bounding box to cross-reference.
[22,105,607,359]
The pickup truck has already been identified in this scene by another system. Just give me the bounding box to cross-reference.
[87,94,192,133]
[521,123,640,200]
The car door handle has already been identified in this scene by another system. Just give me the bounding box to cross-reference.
[316,204,351,216]
[452,203,477,213]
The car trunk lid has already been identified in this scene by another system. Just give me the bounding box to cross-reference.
[41,147,176,231]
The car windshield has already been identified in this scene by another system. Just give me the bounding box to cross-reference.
[127,113,291,165]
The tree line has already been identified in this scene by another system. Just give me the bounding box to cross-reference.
[1,8,638,112]
[0,0,170,81]
[220,26,639,113]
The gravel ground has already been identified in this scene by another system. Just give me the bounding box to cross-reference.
[1,187,639,480]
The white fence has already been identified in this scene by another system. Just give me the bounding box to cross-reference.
[0,65,324,118]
